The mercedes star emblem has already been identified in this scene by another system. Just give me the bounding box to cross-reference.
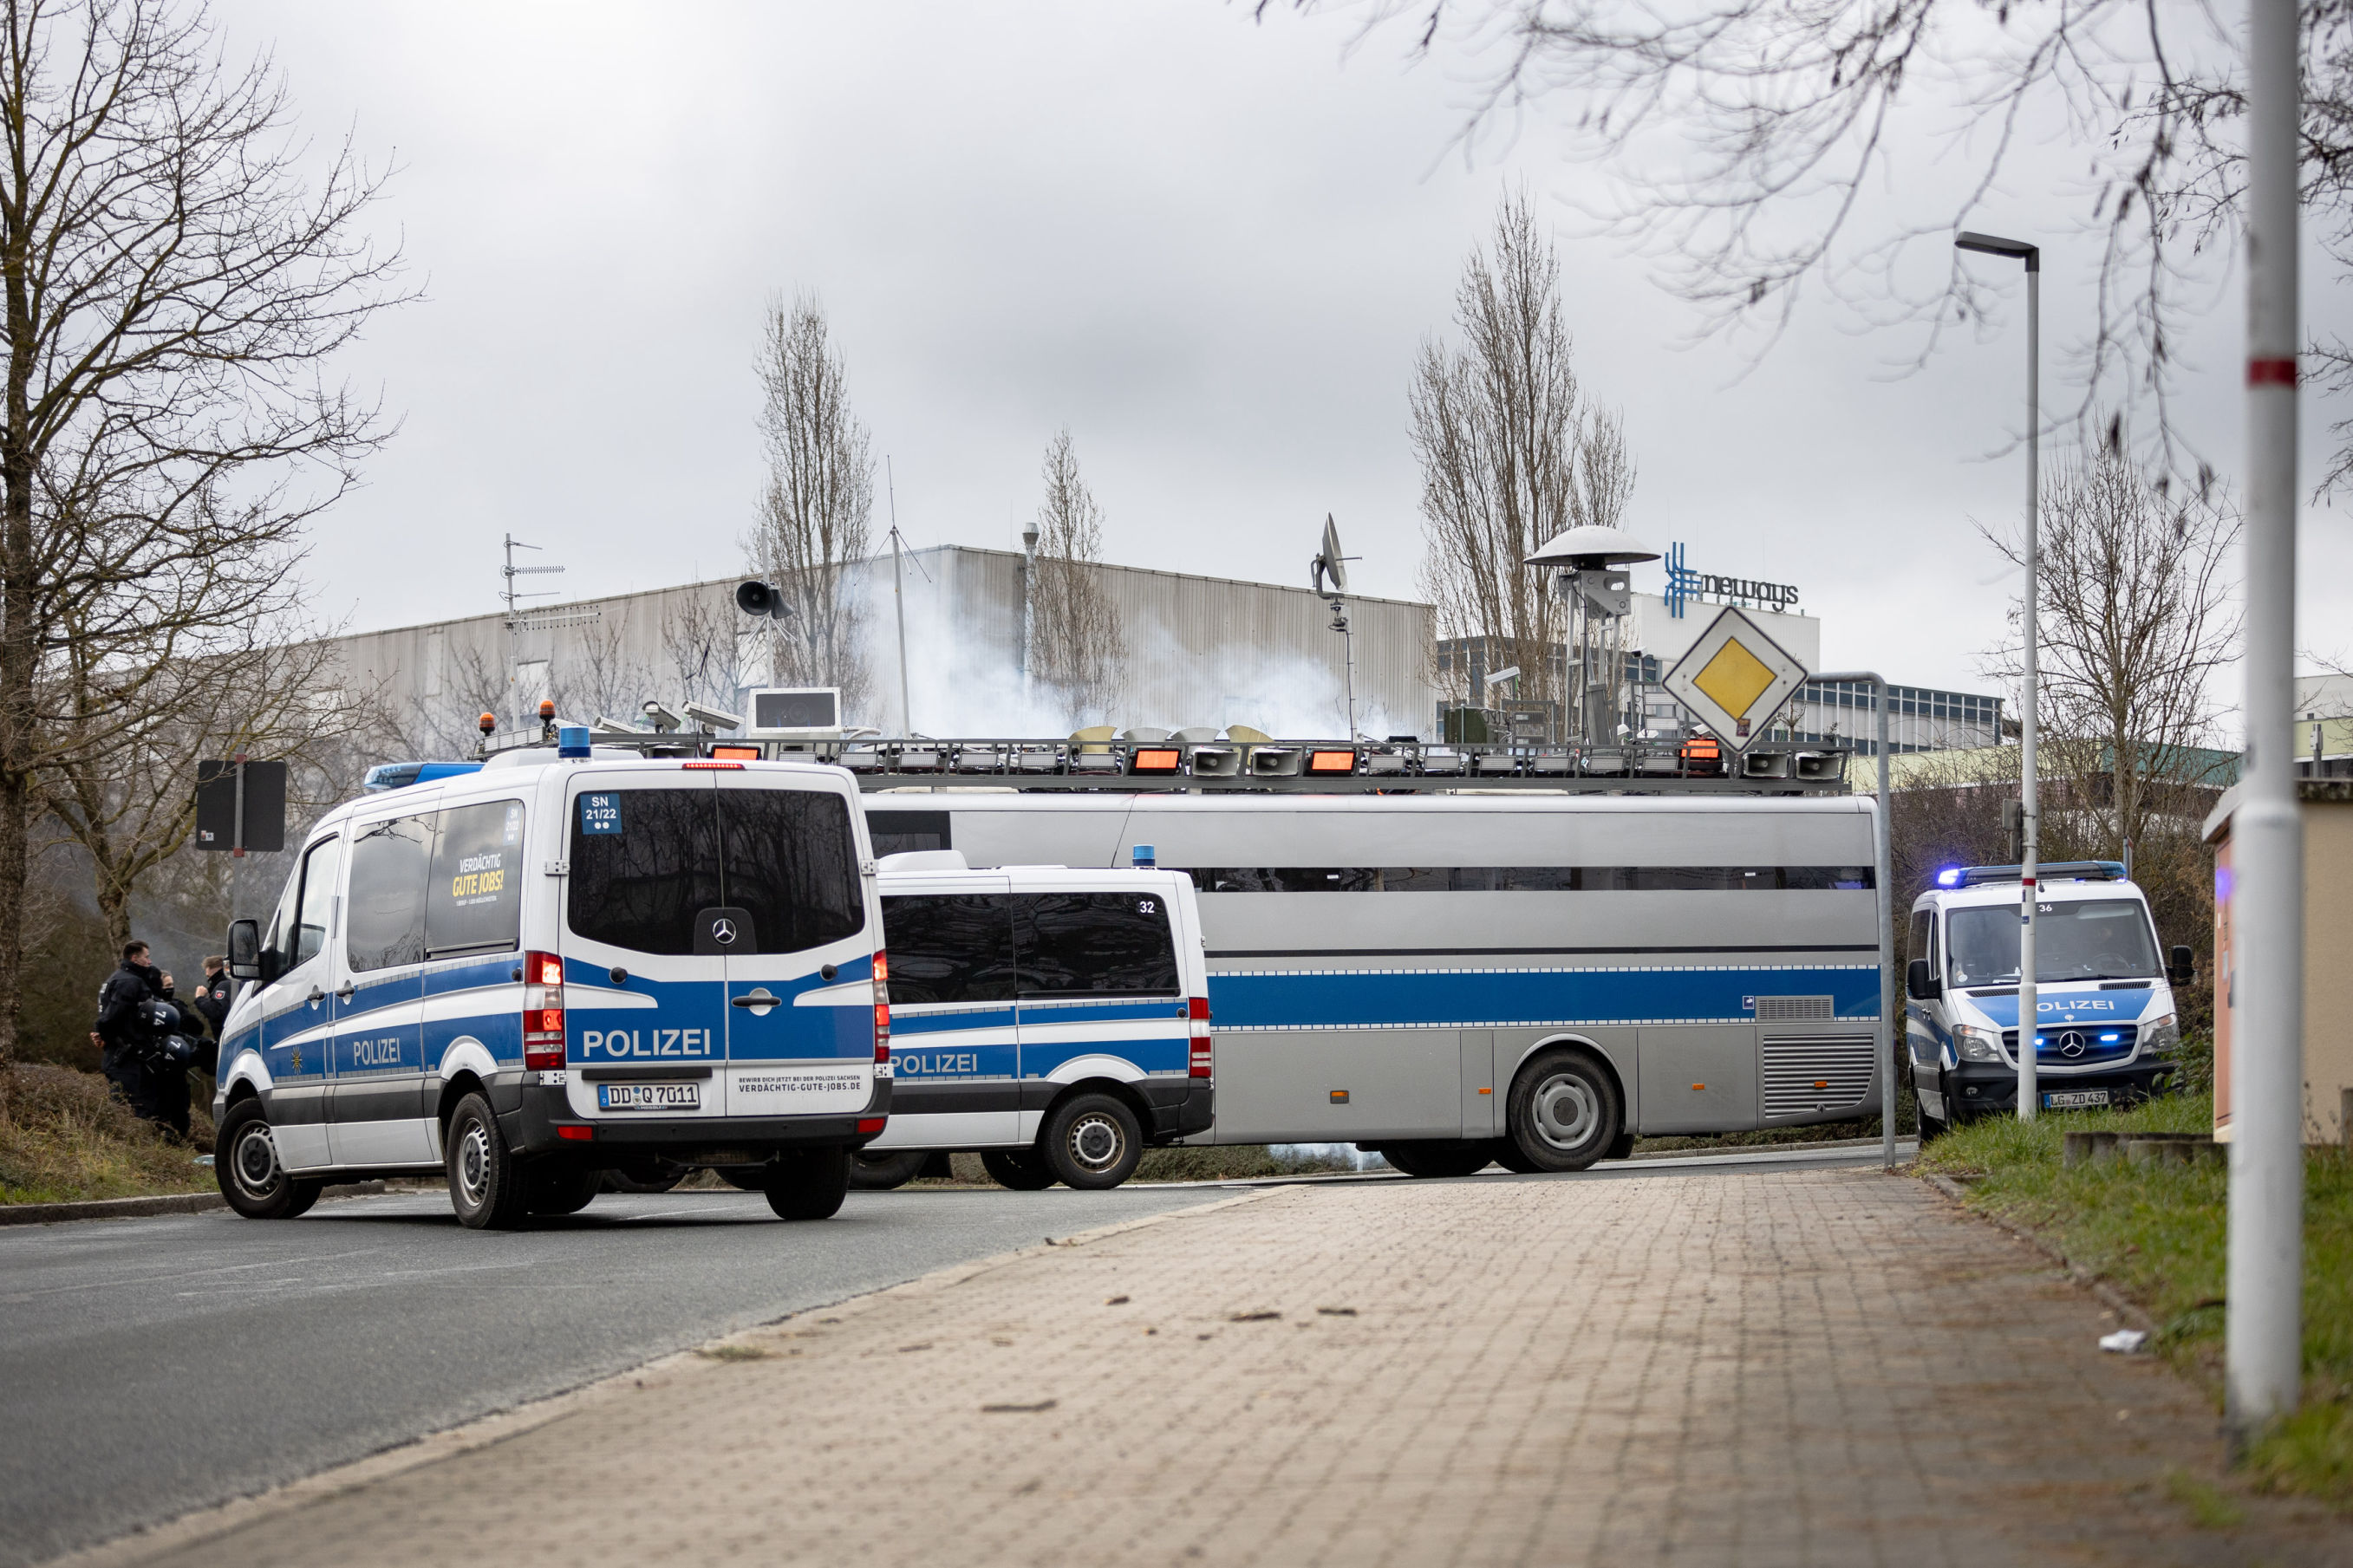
[710,918,737,946]
[2058,1030,2086,1057]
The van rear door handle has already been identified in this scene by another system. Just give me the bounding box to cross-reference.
[731,988,780,1014]
[335,982,355,1001]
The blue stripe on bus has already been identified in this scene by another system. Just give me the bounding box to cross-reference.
[1206,966,1879,1030]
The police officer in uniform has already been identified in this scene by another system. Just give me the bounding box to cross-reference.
[94,940,165,1122]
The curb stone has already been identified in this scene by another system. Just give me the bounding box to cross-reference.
[0,1181,389,1226]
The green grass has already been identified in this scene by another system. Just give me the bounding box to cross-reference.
[1917,1090,2353,1506]
[0,1064,215,1204]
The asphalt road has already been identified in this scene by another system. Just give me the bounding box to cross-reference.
[0,1145,1904,1567]
[0,1182,1221,1568]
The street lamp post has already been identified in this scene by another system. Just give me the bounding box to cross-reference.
[1955,231,2043,1121]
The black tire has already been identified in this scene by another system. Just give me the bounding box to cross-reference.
[764,1147,851,1220]
[445,1091,530,1230]
[1040,1094,1144,1189]
[1917,1090,1949,1143]
[603,1159,688,1194]
[527,1162,602,1216]
[215,1098,324,1220]
[1505,1048,1621,1173]
[981,1148,1057,1190]
[849,1150,931,1191]
[1379,1139,1496,1179]
[1606,1129,1637,1161]
[1489,1138,1542,1174]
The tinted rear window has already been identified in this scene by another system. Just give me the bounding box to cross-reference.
[881,895,1016,1004]
[346,815,433,972]
[568,784,863,956]
[427,800,525,957]
[1014,892,1178,996]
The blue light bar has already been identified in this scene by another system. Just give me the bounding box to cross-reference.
[1948,860,2128,888]
[1936,867,1963,888]
[1131,843,1157,869]
[362,760,485,792]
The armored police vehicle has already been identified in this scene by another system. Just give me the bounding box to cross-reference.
[857,853,1210,1190]
[213,732,891,1228]
[1904,861,2194,1133]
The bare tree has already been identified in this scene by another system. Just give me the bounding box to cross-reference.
[552,609,656,727]
[1276,0,2353,481]
[745,295,874,720]
[1411,191,1632,708]
[661,590,759,719]
[1979,441,2239,863]
[0,0,401,1109]
[1027,429,1125,727]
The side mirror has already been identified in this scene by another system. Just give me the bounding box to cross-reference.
[227,919,263,983]
[2168,944,2197,986]
[1906,958,1941,1001]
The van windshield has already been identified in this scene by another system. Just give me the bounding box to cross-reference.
[567,785,863,955]
[1946,898,2161,987]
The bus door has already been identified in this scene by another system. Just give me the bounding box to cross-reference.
[560,777,731,1121]
[707,774,877,1120]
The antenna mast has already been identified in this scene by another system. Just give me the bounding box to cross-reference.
[1312,513,1360,739]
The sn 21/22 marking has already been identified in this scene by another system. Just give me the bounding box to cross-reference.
[581,1028,714,1058]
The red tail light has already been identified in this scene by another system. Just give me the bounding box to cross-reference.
[1188,995,1212,1078]
[524,949,565,1070]
[873,951,890,1062]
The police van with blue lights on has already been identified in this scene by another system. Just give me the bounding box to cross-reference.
[848,849,1211,1192]
[1904,860,2196,1134]
[211,714,891,1228]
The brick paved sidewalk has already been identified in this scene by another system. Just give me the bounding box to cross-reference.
[89,1168,2345,1567]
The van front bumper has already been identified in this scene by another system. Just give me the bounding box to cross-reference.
[1944,1059,2178,1118]
[505,1077,890,1164]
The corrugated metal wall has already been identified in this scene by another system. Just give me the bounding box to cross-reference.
[323,546,1437,744]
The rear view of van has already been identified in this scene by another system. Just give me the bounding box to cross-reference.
[213,753,890,1228]
[864,856,1210,1188]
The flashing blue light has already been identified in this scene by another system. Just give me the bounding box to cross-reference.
[2099,1031,2121,1043]
[1131,843,1157,869]
[557,725,591,758]
[1936,867,1964,888]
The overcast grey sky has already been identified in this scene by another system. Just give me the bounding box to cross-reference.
[214,0,2351,711]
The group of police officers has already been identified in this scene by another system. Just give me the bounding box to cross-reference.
[94,940,231,1139]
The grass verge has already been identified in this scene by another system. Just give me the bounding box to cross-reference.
[1915,1090,2353,1506]
[0,1064,214,1204]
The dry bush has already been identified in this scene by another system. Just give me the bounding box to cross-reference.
[0,1063,213,1202]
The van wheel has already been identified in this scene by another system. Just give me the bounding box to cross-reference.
[849,1150,930,1191]
[1042,1094,1143,1189]
[527,1163,602,1216]
[1506,1049,1620,1173]
[604,1160,688,1194]
[215,1099,324,1220]
[446,1092,530,1230]
[981,1149,1056,1190]
[765,1148,851,1220]
[1379,1140,1496,1179]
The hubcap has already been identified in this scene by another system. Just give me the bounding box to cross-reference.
[1069,1115,1123,1170]
[232,1122,280,1197]
[457,1122,492,1207]
[1531,1073,1599,1151]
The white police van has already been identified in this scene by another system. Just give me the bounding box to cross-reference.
[212,732,891,1227]
[856,851,1210,1189]
[1904,860,2194,1134]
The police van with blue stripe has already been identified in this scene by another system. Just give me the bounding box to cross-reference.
[866,791,1885,1175]
[213,731,891,1227]
[856,854,1210,1189]
[1904,860,2193,1133]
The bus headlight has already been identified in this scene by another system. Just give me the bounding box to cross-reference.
[2141,1014,2179,1055]
[1954,1025,2005,1064]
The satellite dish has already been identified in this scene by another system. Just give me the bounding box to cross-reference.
[1312,513,1350,595]
[1523,525,1659,570]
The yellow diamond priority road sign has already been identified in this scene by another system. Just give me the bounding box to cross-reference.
[1661,606,1809,751]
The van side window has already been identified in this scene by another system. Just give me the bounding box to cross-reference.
[347,816,433,972]
[290,836,343,971]
[880,895,1015,1004]
[1014,893,1178,996]
[427,800,525,958]
[1908,909,1932,962]
[717,790,863,953]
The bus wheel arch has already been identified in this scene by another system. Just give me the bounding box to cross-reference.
[1504,1038,1624,1174]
